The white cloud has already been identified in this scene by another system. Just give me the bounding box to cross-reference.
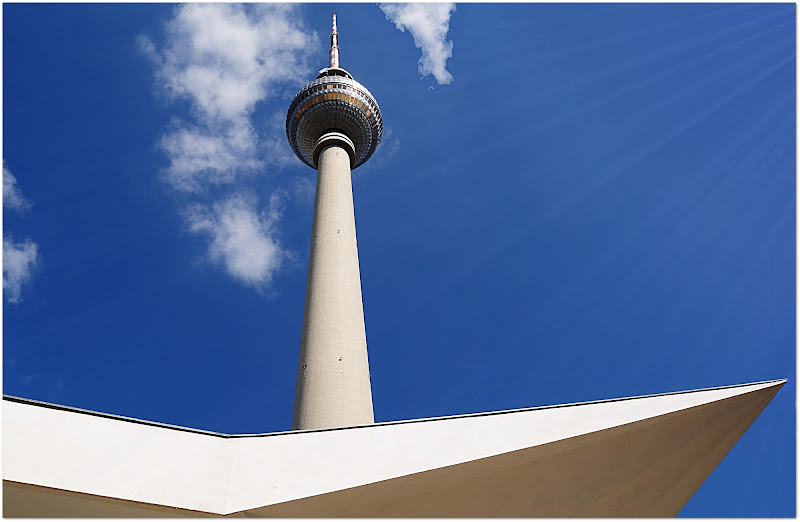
[3,162,31,212]
[185,193,290,291]
[3,237,39,304]
[142,3,318,193]
[159,117,262,193]
[142,4,320,293]
[153,3,316,120]
[380,3,456,85]
[3,161,40,303]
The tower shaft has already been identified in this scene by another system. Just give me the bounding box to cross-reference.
[293,140,374,431]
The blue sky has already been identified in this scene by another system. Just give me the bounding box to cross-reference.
[2,3,795,517]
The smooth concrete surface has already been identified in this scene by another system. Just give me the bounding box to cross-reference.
[2,380,785,517]
[293,141,374,430]
[250,381,778,517]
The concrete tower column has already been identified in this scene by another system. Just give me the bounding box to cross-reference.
[292,132,374,430]
[287,14,382,431]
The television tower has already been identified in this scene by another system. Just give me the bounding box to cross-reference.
[286,14,383,431]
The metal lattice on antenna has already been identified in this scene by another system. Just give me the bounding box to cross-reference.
[286,14,382,169]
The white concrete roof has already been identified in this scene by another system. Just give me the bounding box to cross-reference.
[3,379,786,517]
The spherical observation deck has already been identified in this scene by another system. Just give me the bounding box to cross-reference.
[286,67,382,170]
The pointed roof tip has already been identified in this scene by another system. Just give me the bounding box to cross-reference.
[738,377,786,386]
[740,378,787,392]
[750,378,787,398]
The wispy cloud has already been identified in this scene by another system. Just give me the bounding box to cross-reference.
[185,192,290,291]
[381,126,401,159]
[292,176,316,205]
[3,161,40,303]
[158,117,261,193]
[3,238,39,304]
[379,3,456,85]
[262,111,299,171]
[360,126,400,173]
[3,161,32,212]
[140,3,318,193]
[141,4,319,293]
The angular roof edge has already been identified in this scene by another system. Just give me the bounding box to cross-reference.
[3,378,786,438]
[3,379,787,516]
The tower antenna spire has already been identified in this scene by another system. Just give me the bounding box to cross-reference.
[329,13,340,68]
